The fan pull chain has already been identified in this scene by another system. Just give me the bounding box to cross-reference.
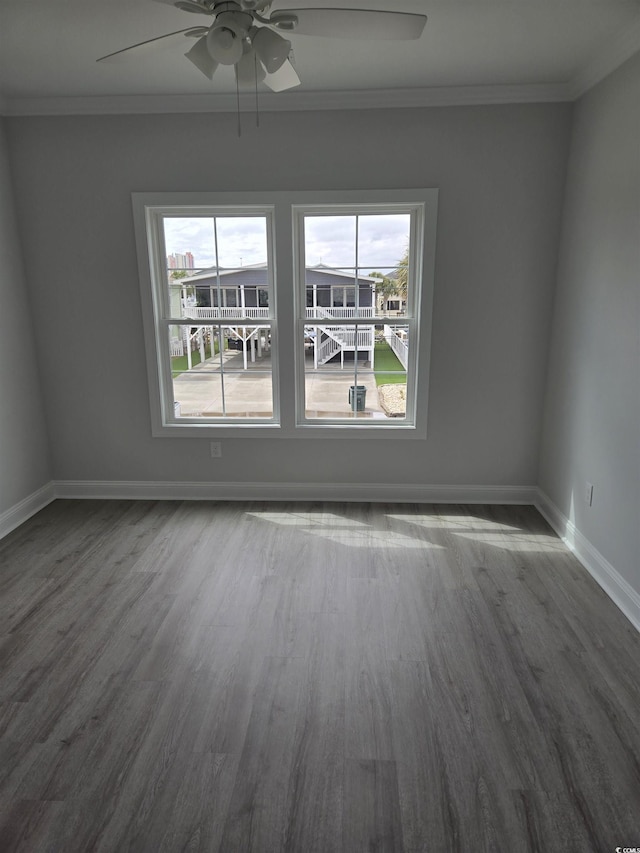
[236,72,242,137]
[254,52,260,128]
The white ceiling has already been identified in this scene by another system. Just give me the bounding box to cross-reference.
[1,0,640,114]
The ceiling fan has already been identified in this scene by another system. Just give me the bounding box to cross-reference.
[97,1,427,93]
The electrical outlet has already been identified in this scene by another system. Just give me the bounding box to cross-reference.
[585,482,594,506]
[210,441,222,459]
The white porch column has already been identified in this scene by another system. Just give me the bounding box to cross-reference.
[186,327,192,370]
[198,328,205,363]
[250,335,256,363]
[243,335,248,370]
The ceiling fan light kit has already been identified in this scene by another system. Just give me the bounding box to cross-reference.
[251,26,291,74]
[184,35,219,79]
[206,10,251,64]
[97,1,427,93]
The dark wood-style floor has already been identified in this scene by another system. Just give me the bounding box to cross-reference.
[0,500,639,852]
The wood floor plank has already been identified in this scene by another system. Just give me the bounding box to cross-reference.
[1,499,639,852]
[154,752,240,853]
[284,611,346,853]
[386,660,447,851]
[0,500,131,589]
[345,578,395,761]
[511,788,597,853]
[219,654,306,852]
[84,674,228,852]
[472,552,640,842]
[0,798,65,853]
[343,758,404,853]
[192,575,291,756]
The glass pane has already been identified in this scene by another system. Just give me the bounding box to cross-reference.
[215,217,268,268]
[222,369,274,418]
[304,270,376,319]
[172,369,224,419]
[170,325,273,420]
[164,217,214,269]
[304,216,356,267]
[164,216,270,318]
[303,323,408,421]
[164,217,212,318]
[374,323,409,418]
[357,213,411,268]
[302,213,411,321]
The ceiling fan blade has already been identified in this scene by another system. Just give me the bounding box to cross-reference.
[241,1,273,10]
[272,8,427,40]
[263,59,301,92]
[151,0,212,12]
[97,28,207,63]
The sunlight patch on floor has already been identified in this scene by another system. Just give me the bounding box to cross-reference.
[302,527,442,549]
[247,511,369,527]
[451,531,565,552]
[386,514,522,532]
[246,511,443,548]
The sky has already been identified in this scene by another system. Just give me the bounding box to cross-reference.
[163,213,410,274]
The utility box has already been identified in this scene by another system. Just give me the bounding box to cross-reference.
[349,385,367,412]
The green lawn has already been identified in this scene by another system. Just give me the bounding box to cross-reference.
[374,341,406,386]
[171,343,215,376]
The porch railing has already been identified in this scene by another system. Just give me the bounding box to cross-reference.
[331,328,375,349]
[305,307,374,319]
[383,325,409,370]
[183,306,270,320]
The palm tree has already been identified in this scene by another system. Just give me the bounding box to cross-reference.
[394,245,409,300]
[371,244,409,309]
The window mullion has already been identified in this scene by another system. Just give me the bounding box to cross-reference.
[274,200,296,429]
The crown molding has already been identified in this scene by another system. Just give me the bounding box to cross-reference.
[0,82,573,117]
[568,13,640,99]
[2,13,638,119]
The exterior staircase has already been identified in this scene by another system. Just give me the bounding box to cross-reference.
[315,325,375,366]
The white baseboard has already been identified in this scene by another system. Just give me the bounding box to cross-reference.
[0,482,56,540]
[536,489,640,634]
[53,480,537,505]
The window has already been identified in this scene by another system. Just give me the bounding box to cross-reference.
[133,190,437,438]
[295,207,419,425]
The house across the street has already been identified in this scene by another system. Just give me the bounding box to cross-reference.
[170,263,380,369]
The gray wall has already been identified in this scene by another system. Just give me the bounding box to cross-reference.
[539,54,640,594]
[7,103,570,486]
[0,119,51,515]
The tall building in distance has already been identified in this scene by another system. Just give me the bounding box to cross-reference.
[167,251,195,270]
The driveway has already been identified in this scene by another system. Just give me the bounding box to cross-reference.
[173,351,385,418]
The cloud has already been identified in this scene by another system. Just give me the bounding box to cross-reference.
[163,212,410,271]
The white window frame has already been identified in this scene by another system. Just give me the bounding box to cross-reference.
[293,201,425,431]
[132,189,438,439]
